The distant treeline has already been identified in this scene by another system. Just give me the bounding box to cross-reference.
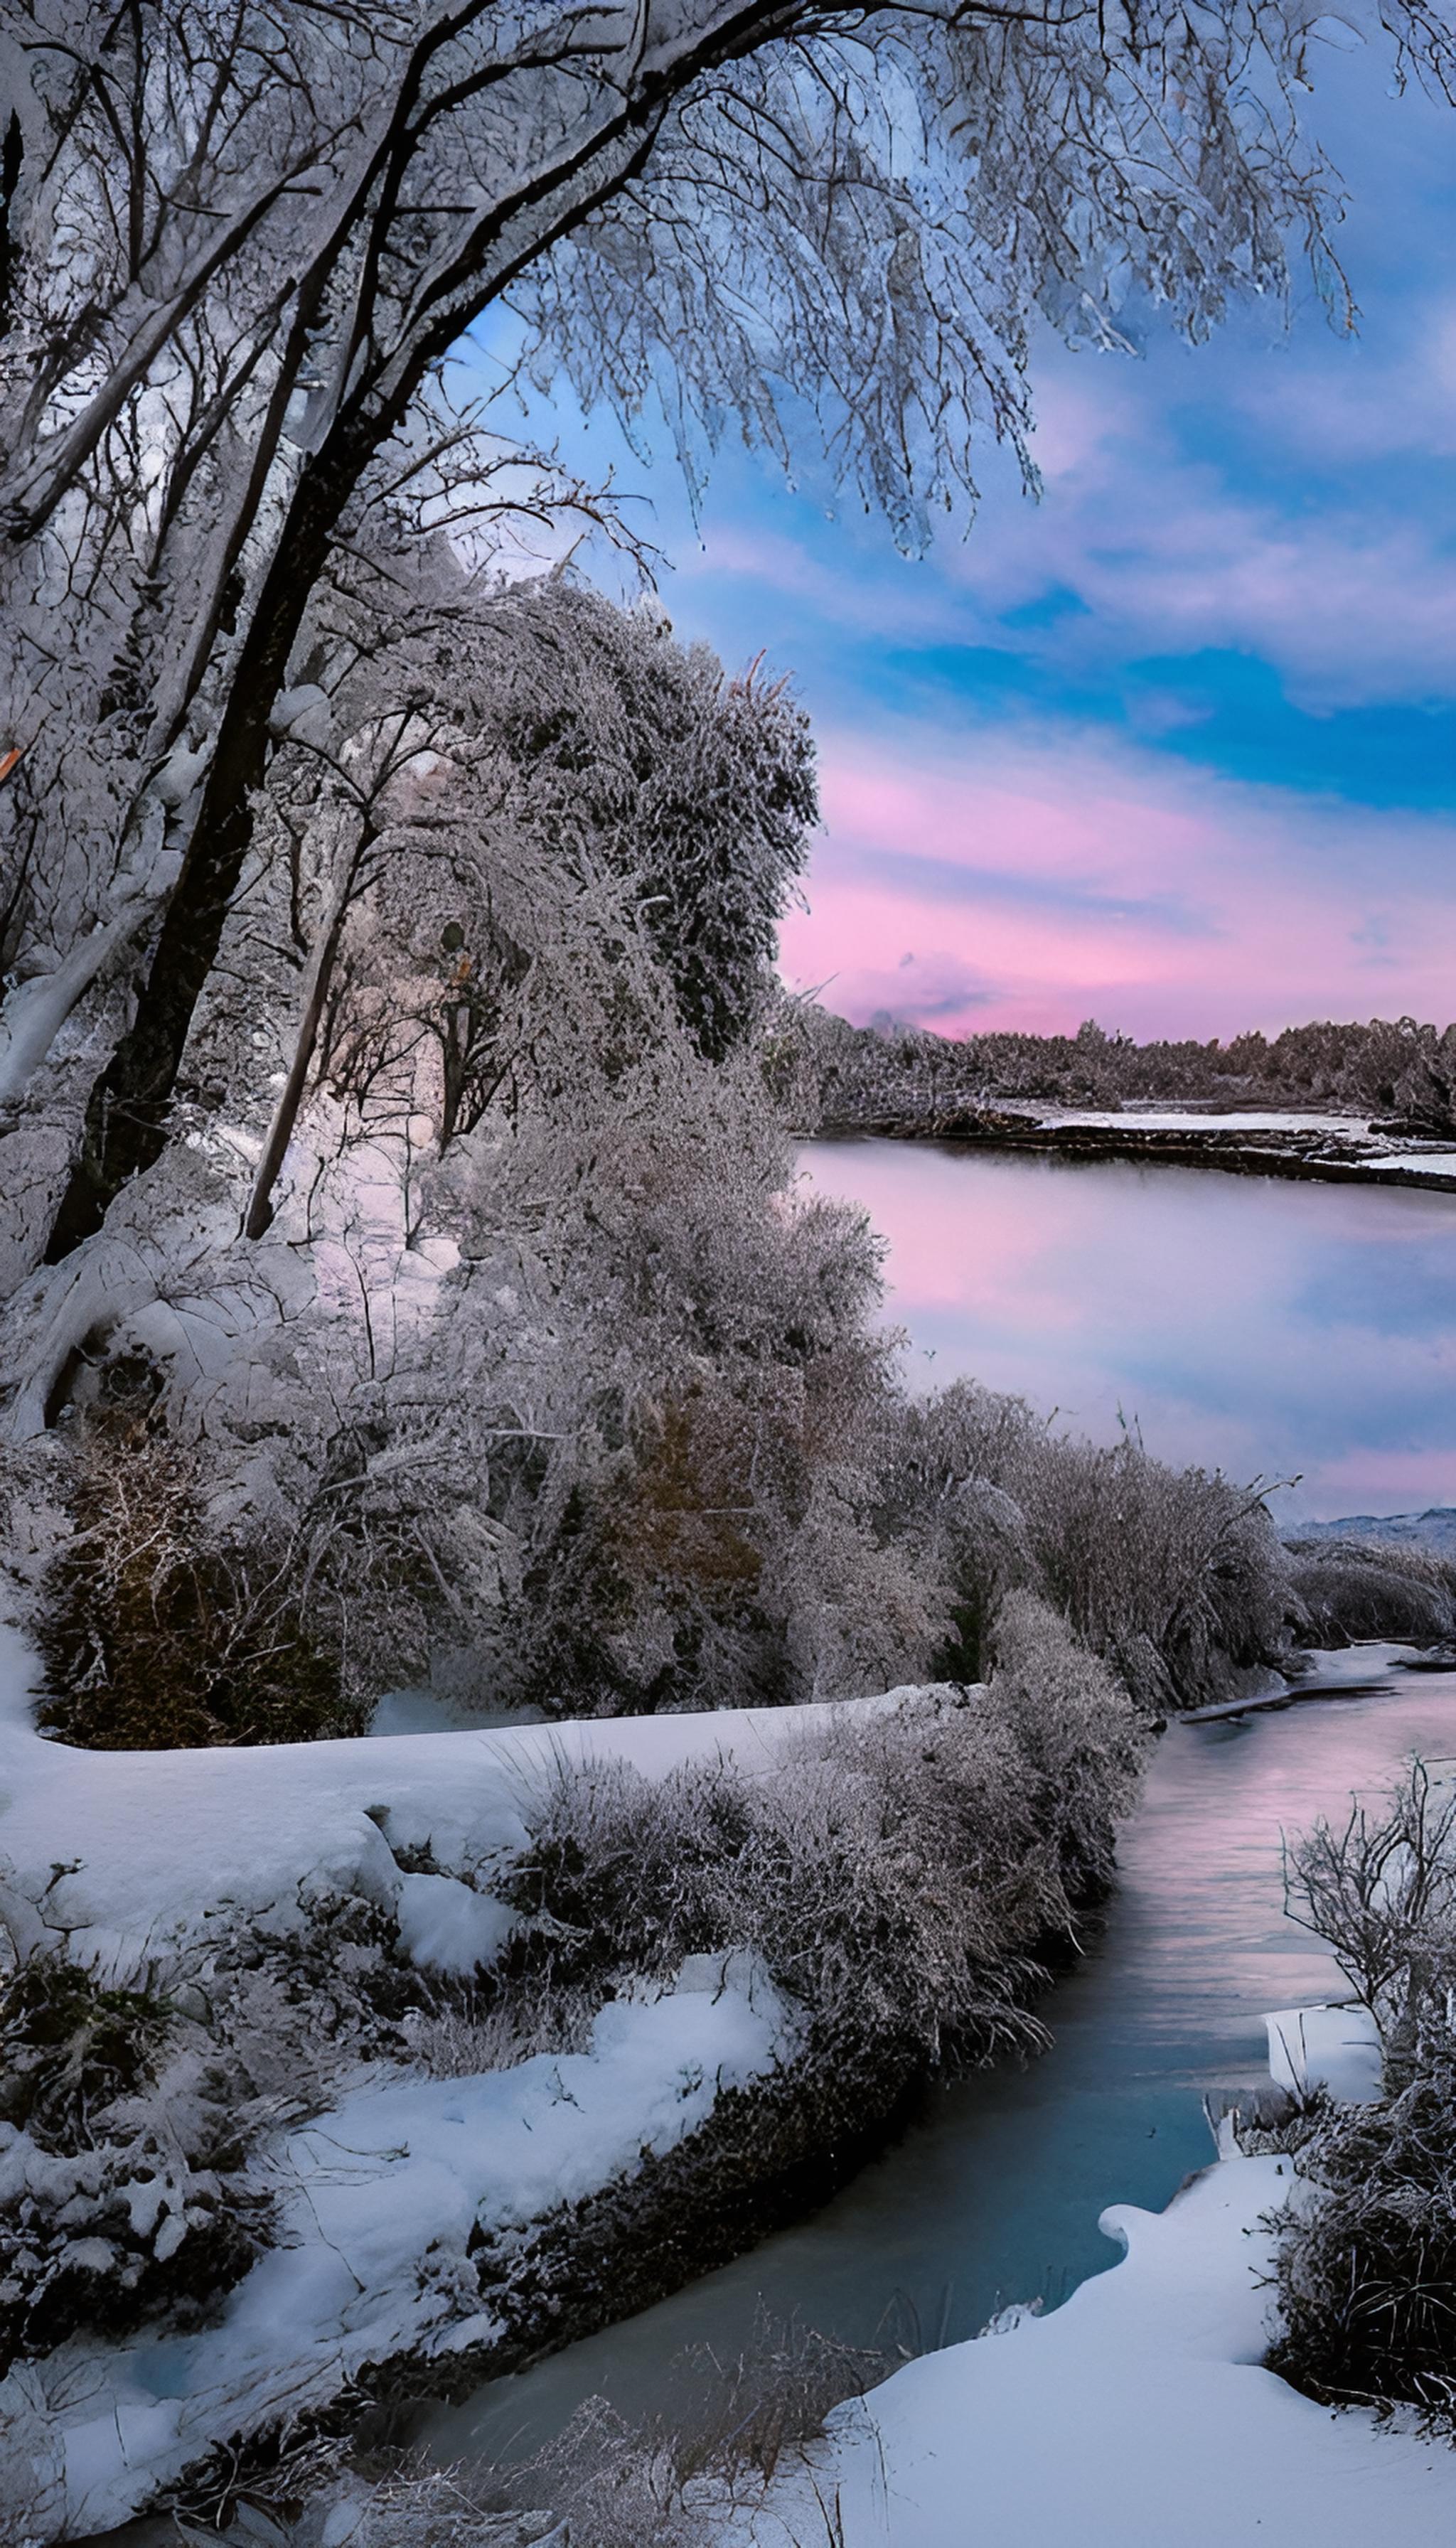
[794,1008,1456,1133]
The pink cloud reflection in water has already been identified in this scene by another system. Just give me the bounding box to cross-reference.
[798,1140,1456,1523]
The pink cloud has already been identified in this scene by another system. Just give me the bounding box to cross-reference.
[780,723,1456,1039]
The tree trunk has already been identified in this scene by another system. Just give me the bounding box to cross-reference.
[42,454,352,1259]
[243,855,364,1241]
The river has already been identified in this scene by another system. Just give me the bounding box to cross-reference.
[795,1137,1456,1526]
[420,1144,1456,2470]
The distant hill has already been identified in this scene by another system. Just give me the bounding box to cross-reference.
[1290,1509,1456,1555]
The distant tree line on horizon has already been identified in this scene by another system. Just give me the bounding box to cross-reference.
[796,1007,1456,1136]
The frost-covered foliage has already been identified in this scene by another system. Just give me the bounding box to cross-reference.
[505,1634,1140,2079]
[0,562,835,1728]
[3,0,1446,1268]
[1284,1537,1456,1648]
[874,1380,1293,1714]
[1269,2045,1456,2431]
[0,1925,375,2370]
[473,585,816,1065]
[35,1371,350,1747]
[1270,1763,1456,2432]
[794,1004,1456,1134]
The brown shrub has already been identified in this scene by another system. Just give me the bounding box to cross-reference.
[36,1395,355,1749]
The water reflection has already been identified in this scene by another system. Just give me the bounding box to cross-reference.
[798,1140,1456,1525]
[421,1667,1456,2468]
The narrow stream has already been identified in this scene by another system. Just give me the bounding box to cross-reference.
[421,1650,1456,2466]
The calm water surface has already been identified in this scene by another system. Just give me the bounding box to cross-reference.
[798,1140,1456,1524]
[424,1150,1456,2466]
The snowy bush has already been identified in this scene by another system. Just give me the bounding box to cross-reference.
[1269,2043,1456,2431]
[34,1374,353,1749]
[504,1630,1142,2079]
[876,1379,1294,1713]
[0,1885,464,2374]
[0,1954,273,2370]
[1268,1762,1456,2431]
[986,1593,1145,1897]
[1284,1537,1456,1647]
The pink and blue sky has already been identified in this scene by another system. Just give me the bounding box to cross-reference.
[500,40,1456,1045]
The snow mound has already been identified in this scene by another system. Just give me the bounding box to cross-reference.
[7,1966,785,2539]
[0,1617,933,1975]
[1265,2003,1382,2104]
[755,2152,1456,2547]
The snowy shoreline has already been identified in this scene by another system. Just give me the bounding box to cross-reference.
[0,1631,983,2542]
[813,1108,1456,1195]
[747,2133,1456,2548]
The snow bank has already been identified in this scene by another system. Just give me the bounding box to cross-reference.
[11,1966,785,2527]
[1265,2003,1382,2103]
[0,1620,923,1976]
[0,1623,943,2539]
[0,1606,844,2538]
[1364,1150,1456,1177]
[1026,1107,1376,1135]
[751,2147,1456,2548]
[6,1961,785,2539]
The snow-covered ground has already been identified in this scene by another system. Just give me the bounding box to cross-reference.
[0,1624,928,2541]
[6,1964,786,2539]
[1021,1107,1378,1136]
[748,2145,1456,2548]
[1264,2001,1382,2103]
[0,1622,919,1976]
[1364,1150,1456,1177]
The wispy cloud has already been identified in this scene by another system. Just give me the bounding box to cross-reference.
[463,41,1456,1040]
[781,722,1456,1038]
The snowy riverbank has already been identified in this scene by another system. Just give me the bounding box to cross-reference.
[0,1627,981,2542]
[813,1103,1456,1194]
[746,2134,1456,2548]
[0,1622,916,1977]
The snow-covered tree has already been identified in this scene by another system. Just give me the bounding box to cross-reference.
[4,0,1446,1266]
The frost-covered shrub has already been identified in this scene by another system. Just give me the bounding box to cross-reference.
[0,1891,436,2370]
[987,1592,1144,1897]
[0,1954,273,2370]
[1269,1762,1456,2431]
[873,1379,1294,1713]
[34,1391,354,1748]
[505,1630,1142,2079]
[0,1956,173,2143]
[1012,1433,1291,1708]
[1284,1538,1456,1647]
[1268,2041,1456,2429]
